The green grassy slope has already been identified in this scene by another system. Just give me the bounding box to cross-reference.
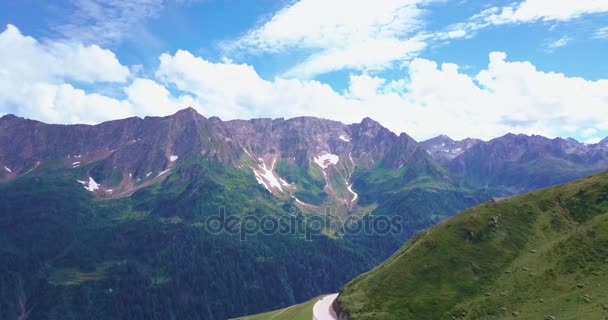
[233,295,325,320]
[336,170,608,320]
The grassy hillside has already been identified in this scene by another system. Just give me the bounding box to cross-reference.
[336,170,608,320]
[233,295,324,320]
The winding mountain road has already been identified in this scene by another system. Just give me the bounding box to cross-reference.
[312,293,338,320]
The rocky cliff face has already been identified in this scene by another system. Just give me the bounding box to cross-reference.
[0,108,429,208]
[419,135,481,164]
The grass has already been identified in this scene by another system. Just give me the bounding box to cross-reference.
[232,295,325,320]
[336,170,608,320]
[275,159,327,205]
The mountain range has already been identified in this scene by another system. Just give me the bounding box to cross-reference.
[3,108,607,201]
[1,108,608,319]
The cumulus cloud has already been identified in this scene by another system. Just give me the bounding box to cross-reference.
[227,0,432,78]
[0,24,133,123]
[0,80,132,124]
[154,49,608,140]
[0,24,129,84]
[125,78,199,116]
[155,50,358,120]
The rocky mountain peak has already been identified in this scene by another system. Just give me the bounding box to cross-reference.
[0,114,20,121]
[172,106,199,117]
[166,106,207,125]
[420,134,481,163]
[423,134,454,145]
[359,117,383,129]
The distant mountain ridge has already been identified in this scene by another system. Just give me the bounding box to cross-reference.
[0,108,423,200]
[419,134,482,163]
[2,109,606,198]
[421,133,608,194]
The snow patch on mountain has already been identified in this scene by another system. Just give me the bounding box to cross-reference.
[291,196,314,208]
[169,155,179,161]
[314,153,339,169]
[254,174,269,190]
[4,166,11,173]
[253,158,288,192]
[346,182,358,202]
[339,135,350,142]
[77,177,100,192]
[279,178,291,187]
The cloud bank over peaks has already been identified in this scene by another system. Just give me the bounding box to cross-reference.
[1,25,608,143]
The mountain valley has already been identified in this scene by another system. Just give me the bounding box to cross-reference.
[1,109,607,319]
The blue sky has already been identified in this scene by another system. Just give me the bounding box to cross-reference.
[0,0,607,142]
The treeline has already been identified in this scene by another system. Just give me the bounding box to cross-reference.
[0,172,380,319]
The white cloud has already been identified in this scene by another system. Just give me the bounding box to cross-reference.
[155,50,357,121]
[0,24,130,84]
[54,0,165,45]
[226,0,608,78]
[0,24,132,123]
[347,75,387,100]
[545,36,571,51]
[595,26,608,39]
[585,137,603,144]
[153,50,608,141]
[2,82,132,124]
[435,0,608,43]
[477,0,608,25]
[581,128,598,137]
[125,78,199,116]
[227,0,431,78]
[3,24,608,143]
